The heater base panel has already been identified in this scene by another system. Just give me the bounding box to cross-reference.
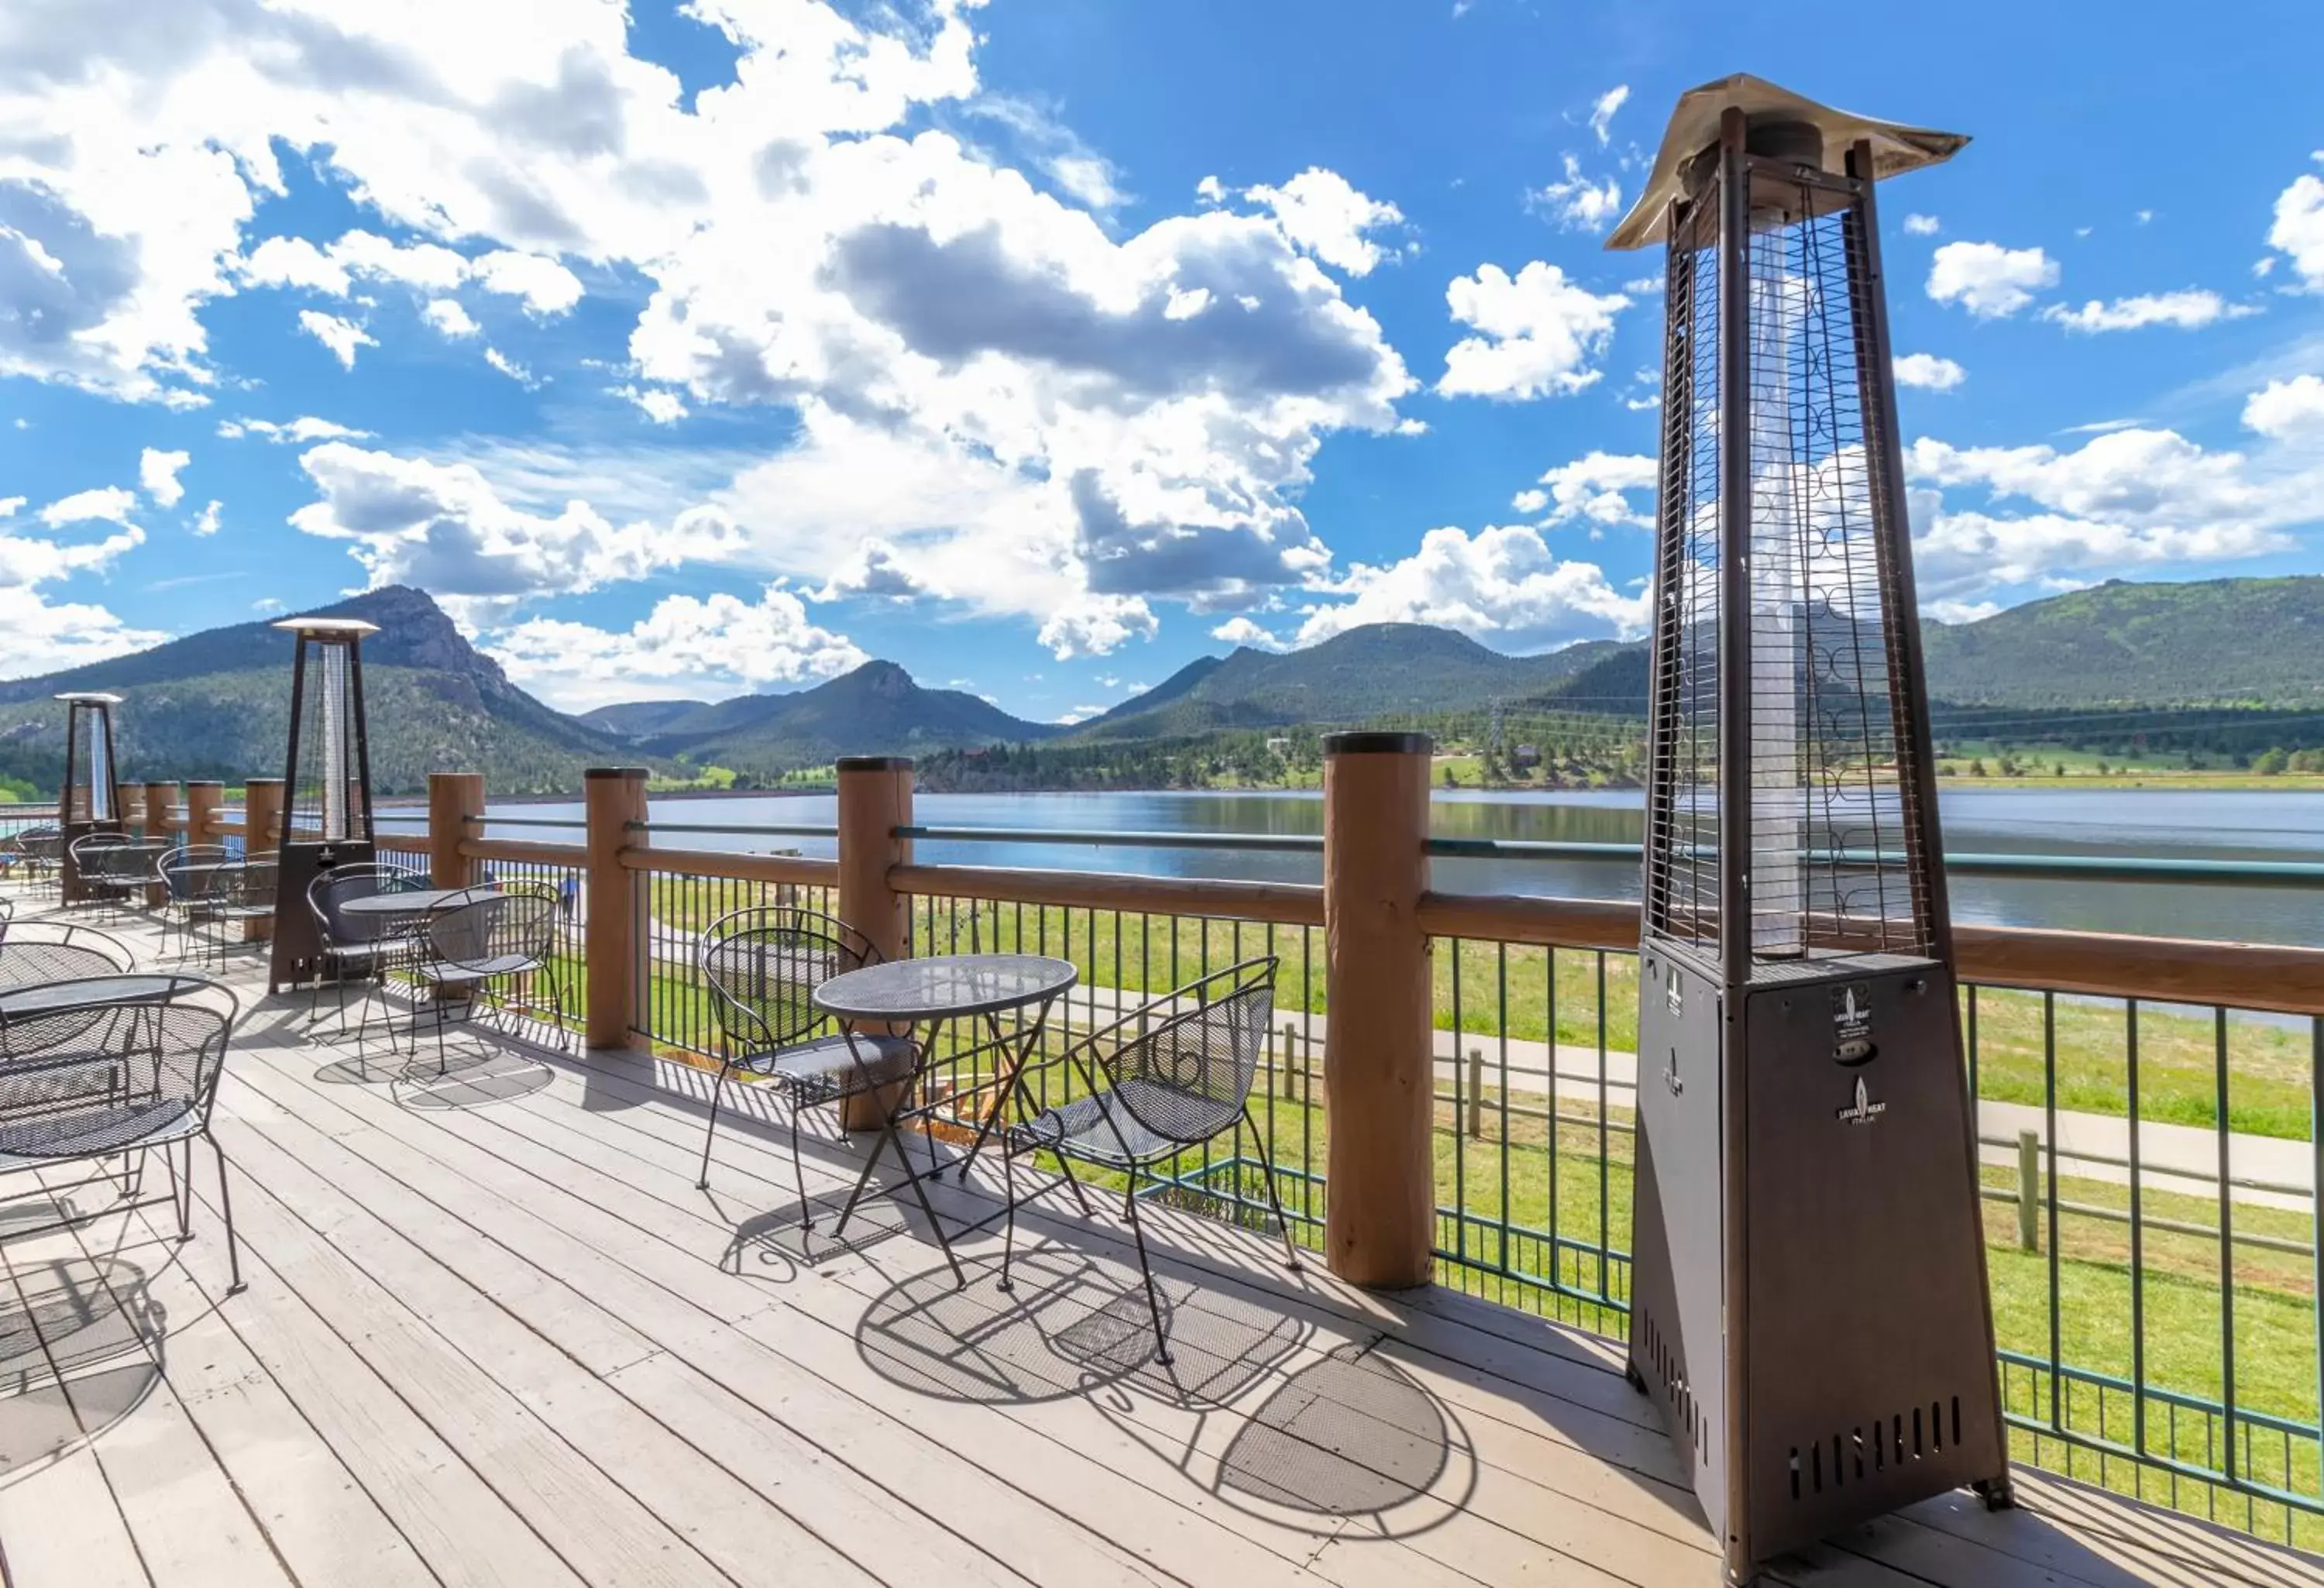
[1628,948,2006,1576]
[269,840,378,995]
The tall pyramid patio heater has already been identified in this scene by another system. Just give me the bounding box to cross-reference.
[1607,76,2009,1582]
[54,691,125,905]
[267,617,380,995]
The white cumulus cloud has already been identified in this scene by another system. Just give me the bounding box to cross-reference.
[2040,290,2255,332]
[1587,86,1628,147]
[1242,169,1405,277]
[422,300,480,339]
[1439,263,1628,400]
[1210,615,1286,651]
[1894,352,1966,390]
[472,251,584,315]
[1298,524,1645,649]
[297,311,376,369]
[1927,241,2059,318]
[485,585,865,712]
[1533,154,1622,233]
[139,447,191,507]
[2265,157,2324,288]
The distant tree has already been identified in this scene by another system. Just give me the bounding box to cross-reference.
[1968,758,1988,777]
[2255,746,2291,775]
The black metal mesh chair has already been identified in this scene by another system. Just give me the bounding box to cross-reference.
[409,882,569,1070]
[1001,957,1297,1364]
[694,906,918,1228]
[0,923,135,986]
[9,827,62,898]
[67,832,135,916]
[157,844,230,961]
[189,856,277,970]
[306,863,428,1038]
[0,974,245,1292]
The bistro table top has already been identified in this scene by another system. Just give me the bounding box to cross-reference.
[813,954,1078,1023]
[339,885,497,917]
[0,974,184,1018]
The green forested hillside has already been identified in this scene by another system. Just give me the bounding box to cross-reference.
[1919,577,2324,708]
[626,660,1062,772]
[1074,624,1627,738]
[0,586,629,796]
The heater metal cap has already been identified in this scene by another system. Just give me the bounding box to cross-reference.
[272,616,380,639]
[53,691,123,703]
[1605,72,1967,252]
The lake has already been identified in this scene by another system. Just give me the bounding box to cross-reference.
[414,786,2324,947]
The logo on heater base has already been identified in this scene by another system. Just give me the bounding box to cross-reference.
[1835,1075,1887,1126]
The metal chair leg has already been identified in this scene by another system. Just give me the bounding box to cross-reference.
[999,1143,1019,1293]
[789,1097,814,1232]
[1242,1105,1303,1271]
[696,1064,732,1190]
[207,1132,246,1294]
[1120,1188,1172,1366]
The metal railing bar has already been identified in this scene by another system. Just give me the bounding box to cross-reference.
[628,820,837,837]
[883,823,2324,887]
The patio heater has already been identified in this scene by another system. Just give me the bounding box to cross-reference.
[267,617,380,995]
[1607,75,2008,1581]
[54,691,125,905]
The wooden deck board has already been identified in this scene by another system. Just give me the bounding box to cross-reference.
[1,910,2319,1588]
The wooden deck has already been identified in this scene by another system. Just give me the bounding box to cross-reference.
[2,910,2319,1588]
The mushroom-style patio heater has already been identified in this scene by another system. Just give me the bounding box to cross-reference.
[266,617,380,995]
[54,691,125,905]
[1608,76,2009,1581]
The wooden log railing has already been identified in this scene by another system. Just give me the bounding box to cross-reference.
[127,759,2323,1299]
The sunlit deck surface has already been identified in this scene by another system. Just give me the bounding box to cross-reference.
[4,905,2319,1588]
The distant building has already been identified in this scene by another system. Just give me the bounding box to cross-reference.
[1265,737,1291,754]
[1511,744,1542,768]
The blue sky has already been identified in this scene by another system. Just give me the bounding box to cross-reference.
[4,0,2322,722]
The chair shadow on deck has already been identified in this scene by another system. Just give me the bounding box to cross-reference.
[854,1242,1480,1541]
[0,1201,163,1479]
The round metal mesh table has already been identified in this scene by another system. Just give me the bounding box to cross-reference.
[813,954,1078,1023]
[0,974,182,1018]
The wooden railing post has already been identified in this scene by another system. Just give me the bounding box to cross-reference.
[243,777,284,858]
[428,772,484,889]
[184,781,223,846]
[584,768,648,1051]
[144,780,179,844]
[837,755,913,1131]
[1322,730,1435,1289]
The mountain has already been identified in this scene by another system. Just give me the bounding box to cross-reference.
[1071,624,1630,739]
[579,699,710,741]
[617,660,1064,770]
[1919,577,2324,709]
[0,586,629,796]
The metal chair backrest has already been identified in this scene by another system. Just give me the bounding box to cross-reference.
[0,926,135,987]
[0,976,239,1156]
[699,906,878,1055]
[310,863,428,947]
[1097,957,1278,1146]
[19,827,60,863]
[427,883,556,972]
[159,844,232,902]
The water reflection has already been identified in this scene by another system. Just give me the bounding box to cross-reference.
[442,787,2324,945]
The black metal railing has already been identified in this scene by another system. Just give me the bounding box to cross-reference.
[612,821,2322,1547]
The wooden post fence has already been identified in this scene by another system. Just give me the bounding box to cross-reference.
[428,772,484,890]
[836,755,913,1131]
[144,780,179,844]
[584,768,648,1051]
[184,781,223,846]
[244,777,284,858]
[1321,730,1435,1290]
